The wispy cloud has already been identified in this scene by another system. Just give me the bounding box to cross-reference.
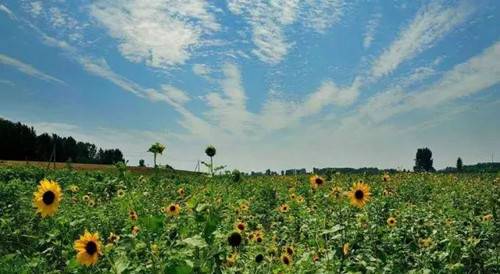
[371,1,472,79]
[0,79,15,86]
[0,54,65,85]
[363,12,381,49]
[227,0,345,64]
[355,41,500,125]
[0,3,15,19]
[89,0,219,69]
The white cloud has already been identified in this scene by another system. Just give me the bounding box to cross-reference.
[363,13,381,49]
[301,0,344,33]
[371,1,472,79]
[0,3,15,19]
[354,41,500,125]
[90,0,219,68]
[161,85,190,105]
[0,79,15,86]
[0,54,65,85]
[227,0,344,64]
[29,1,43,17]
[203,63,254,134]
[192,63,212,79]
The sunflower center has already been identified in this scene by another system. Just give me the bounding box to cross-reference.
[315,178,323,185]
[228,232,242,247]
[282,256,290,265]
[85,241,97,255]
[354,190,364,199]
[42,191,55,205]
[237,224,244,230]
[169,205,176,211]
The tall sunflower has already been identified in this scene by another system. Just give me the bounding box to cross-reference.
[74,231,102,266]
[348,181,371,208]
[165,203,181,216]
[309,175,325,189]
[33,179,62,217]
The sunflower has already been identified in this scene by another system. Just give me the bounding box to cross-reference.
[419,238,433,248]
[131,225,140,236]
[116,189,125,198]
[482,214,493,222]
[387,217,397,227]
[239,203,249,212]
[87,199,96,207]
[312,254,320,263]
[255,254,264,263]
[296,196,305,203]
[68,184,79,193]
[279,204,290,213]
[228,231,242,247]
[281,254,292,266]
[348,181,371,208]
[74,231,102,266]
[234,221,246,232]
[177,188,185,197]
[329,186,343,200]
[82,194,90,201]
[342,243,350,256]
[33,179,62,218]
[309,175,325,189]
[129,210,138,221]
[225,252,238,267]
[165,203,181,216]
[382,174,391,182]
[107,232,120,244]
[285,246,294,256]
[290,193,297,200]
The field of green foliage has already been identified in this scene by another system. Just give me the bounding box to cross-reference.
[0,166,498,273]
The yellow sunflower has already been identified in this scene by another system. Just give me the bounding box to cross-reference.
[342,243,350,256]
[68,184,79,193]
[387,217,397,227]
[419,238,433,248]
[309,175,325,189]
[348,181,371,208]
[74,231,102,266]
[482,214,493,222]
[33,179,62,218]
[82,194,90,201]
[329,186,343,200]
[165,203,181,216]
[296,195,305,203]
[177,188,185,197]
[107,232,120,244]
[382,174,391,182]
[284,246,294,256]
[279,204,290,213]
[234,221,246,232]
[129,210,138,221]
[131,225,140,236]
[239,203,249,211]
[116,189,125,198]
[281,254,292,266]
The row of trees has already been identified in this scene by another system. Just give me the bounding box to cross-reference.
[0,118,124,164]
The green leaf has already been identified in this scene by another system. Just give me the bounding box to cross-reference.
[182,235,207,249]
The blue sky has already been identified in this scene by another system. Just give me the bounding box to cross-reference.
[1,0,499,172]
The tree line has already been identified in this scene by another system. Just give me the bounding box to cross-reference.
[0,118,124,164]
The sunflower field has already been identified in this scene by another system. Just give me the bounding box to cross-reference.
[0,166,498,273]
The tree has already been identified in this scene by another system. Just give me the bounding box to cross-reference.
[205,145,216,176]
[414,148,435,172]
[148,142,166,168]
[139,159,145,167]
[457,157,463,171]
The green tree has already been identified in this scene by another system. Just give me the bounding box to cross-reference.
[139,159,145,167]
[148,142,166,168]
[457,157,463,171]
[414,148,435,172]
